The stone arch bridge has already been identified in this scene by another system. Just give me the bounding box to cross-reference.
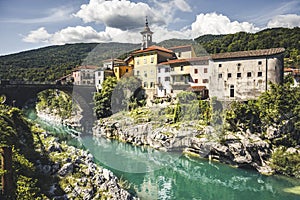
[0,81,96,133]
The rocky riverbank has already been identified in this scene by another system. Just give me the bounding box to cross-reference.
[36,108,82,129]
[93,117,300,176]
[35,126,138,199]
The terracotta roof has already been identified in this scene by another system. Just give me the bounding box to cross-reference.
[187,86,207,91]
[159,58,189,65]
[133,45,173,54]
[212,48,285,60]
[102,58,125,63]
[159,56,210,65]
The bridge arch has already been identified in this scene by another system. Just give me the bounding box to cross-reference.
[0,83,96,133]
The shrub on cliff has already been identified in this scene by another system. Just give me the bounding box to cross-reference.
[271,147,300,178]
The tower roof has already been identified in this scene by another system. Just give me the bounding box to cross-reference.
[140,17,153,34]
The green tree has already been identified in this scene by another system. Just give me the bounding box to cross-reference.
[94,77,118,119]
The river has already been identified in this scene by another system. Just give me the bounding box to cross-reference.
[25,108,300,200]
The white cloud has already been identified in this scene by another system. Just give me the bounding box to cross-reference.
[50,26,111,44]
[191,13,260,38]
[174,0,192,12]
[74,0,166,30]
[22,27,52,43]
[267,14,300,28]
[23,26,111,44]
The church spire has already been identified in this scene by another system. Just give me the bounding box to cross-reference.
[140,16,153,50]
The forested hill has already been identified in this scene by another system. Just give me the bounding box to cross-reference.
[0,27,299,81]
[0,43,139,81]
[195,27,300,57]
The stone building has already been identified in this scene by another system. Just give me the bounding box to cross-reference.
[209,48,285,101]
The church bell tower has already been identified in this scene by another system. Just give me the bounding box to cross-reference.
[140,17,153,50]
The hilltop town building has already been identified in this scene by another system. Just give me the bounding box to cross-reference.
[209,48,285,101]
[73,65,99,86]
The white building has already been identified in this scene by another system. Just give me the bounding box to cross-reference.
[95,69,113,91]
[187,57,210,98]
[73,65,99,86]
[156,64,172,98]
[209,48,285,101]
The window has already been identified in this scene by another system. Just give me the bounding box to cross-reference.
[247,72,252,77]
[204,68,208,73]
[203,79,209,83]
[194,69,198,74]
[237,63,241,67]
[136,59,140,65]
[218,73,222,79]
[98,72,101,76]
[150,82,154,88]
[165,77,170,81]
[143,82,148,88]
[136,70,140,76]
[126,69,129,72]
[171,67,174,71]
[144,58,147,64]
[180,76,184,81]
[165,68,170,72]
[144,71,147,77]
[194,79,198,83]
[258,61,262,65]
[180,66,184,71]
[258,72,262,77]
[237,73,241,78]
[158,77,161,83]
[98,80,101,84]
[228,73,232,78]
[219,64,222,67]
[114,68,118,72]
[158,68,161,73]
[151,57,154,63]
[230,85,234,97]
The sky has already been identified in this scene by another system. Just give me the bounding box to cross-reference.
[0,0,300,55]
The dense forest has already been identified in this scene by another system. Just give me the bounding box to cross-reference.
[0,28,299,82]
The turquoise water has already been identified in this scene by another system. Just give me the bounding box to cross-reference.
[26,110,300,200]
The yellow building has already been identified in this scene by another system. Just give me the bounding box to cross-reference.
[113,65,134,80]
[132,45,174,99]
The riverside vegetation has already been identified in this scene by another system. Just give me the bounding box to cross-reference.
[0,104,137,199]
[92,75,300,178]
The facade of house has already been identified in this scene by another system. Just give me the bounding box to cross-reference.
[133,46,175,98]
[169,45,196,59]
[156,64,172,97]
[73,65,99,86]
[187,57,210,98]
[102,58,124,70]
[95,69,114,91]
[209,48,285,101]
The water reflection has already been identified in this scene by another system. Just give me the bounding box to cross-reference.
[82,136,299,200]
